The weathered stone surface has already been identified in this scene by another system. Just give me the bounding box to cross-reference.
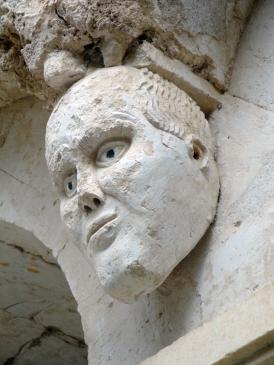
[0,0,254,107]
[0,98,67,257]
[1,86,274,365]
[195,94,274,321]
[125,41,221,114]
[141,283,274,365]
[230,0,274,113]
[2,2,274,365]
[46,66,219,303]
[11,333,87,365]
[0,310,44,363]
[44,50,87,92]
[0,234,87,364]
[0,98,87,363]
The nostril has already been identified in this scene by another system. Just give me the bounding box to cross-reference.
[84,205,92,214]
[93,198,101,207]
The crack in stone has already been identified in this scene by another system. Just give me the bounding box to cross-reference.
[56,241,67,259]
[54,6,69,27]
[0,239,58,267]
[0,167,25,185]
[46,326,86,347]
[0,167,42,194]
[3,326,86,364]
[229,93,274,114]
[2,331,44,365]
[2,301,26,311]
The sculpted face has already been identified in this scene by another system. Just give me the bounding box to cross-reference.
[46,66,219,303]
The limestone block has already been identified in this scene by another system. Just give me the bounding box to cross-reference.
[100,36,128,67]
[189,94,274,323]
[3,2,274,358]
[2,85,274,365]
[211,94,274,217]
[0,0,254,107]
[0,98,66,257]
[44,51,86,92]
[141,283,274,365]
[0,221,54,264]
[0,97,88,363]
[34,299,85,340]
[0,310,44,363]
[10,334,87,365]
[125,41,221,114]
[0,239,87,363]
[0,70,27,109]
[230,0,274,112]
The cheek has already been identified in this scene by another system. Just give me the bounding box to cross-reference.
[97,155,144,198]
[60,197,81,233]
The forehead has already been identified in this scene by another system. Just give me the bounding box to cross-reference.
[46,66,148,134]
[47,93,125,142]
[45,74,148,165]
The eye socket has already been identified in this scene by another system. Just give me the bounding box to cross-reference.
[64,172,77,197]
[96,140,129,167]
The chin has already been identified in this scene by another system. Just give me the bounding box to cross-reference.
[96,261,165,303]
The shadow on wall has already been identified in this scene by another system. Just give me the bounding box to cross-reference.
[0,221,87,365]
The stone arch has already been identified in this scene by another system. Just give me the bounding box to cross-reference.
[0,220,87,364]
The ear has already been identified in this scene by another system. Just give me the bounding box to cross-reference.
[185,134,209,173]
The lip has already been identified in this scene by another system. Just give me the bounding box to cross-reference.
[86,212,118,245]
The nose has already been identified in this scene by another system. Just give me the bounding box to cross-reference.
[77,168,105,215]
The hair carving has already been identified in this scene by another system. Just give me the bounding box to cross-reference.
[135,68,213,153]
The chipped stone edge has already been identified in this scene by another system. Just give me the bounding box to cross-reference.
[125,41,222,115]
[140,283,274,365]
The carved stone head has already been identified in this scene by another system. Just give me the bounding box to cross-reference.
[46,66,219,303]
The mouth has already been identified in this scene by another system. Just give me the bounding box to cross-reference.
[86,212,118,245]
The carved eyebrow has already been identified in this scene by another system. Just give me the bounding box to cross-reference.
[47,146,64,171]
[77,114,137,155]
[111,111,139,122]
[77,125,107,154]
[48,143,75,176]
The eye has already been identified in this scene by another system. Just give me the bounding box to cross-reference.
[64,172,77,197]
[96,140,129,167]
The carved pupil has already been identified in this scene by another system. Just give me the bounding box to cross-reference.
[68,181,73,190]
[106,149,115,159]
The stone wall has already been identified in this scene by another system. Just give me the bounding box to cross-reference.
[0,98,87,364]
[1,1,274,365]
[0,0,254,108]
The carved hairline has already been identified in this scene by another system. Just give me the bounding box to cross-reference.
[47,66,213,154]
[134,68,213,153]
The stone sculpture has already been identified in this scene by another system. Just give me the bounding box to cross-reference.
[46,66,219,303]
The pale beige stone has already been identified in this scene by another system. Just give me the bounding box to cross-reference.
[230,0,274,113]
[125,41,221,114]
[1,76,273,365]
[0,0,254,106]
[141,283,274,365]
[0,98,87,363]
[44,50,86,92]
[2,3,274,365]
[46,66,219,303]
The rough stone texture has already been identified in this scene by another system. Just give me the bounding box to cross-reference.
[0,98,87,364]
[141,283,274,365]
[229,0,274,113]
[0,98,69,258]
[2,87,274,365]
[44,50,87,92]
[0,233,87,364]
[125,41,221,114]
[0,0,254,107]
[11,332,87,365]
[45,65,219,303]
[1,2,274,365]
